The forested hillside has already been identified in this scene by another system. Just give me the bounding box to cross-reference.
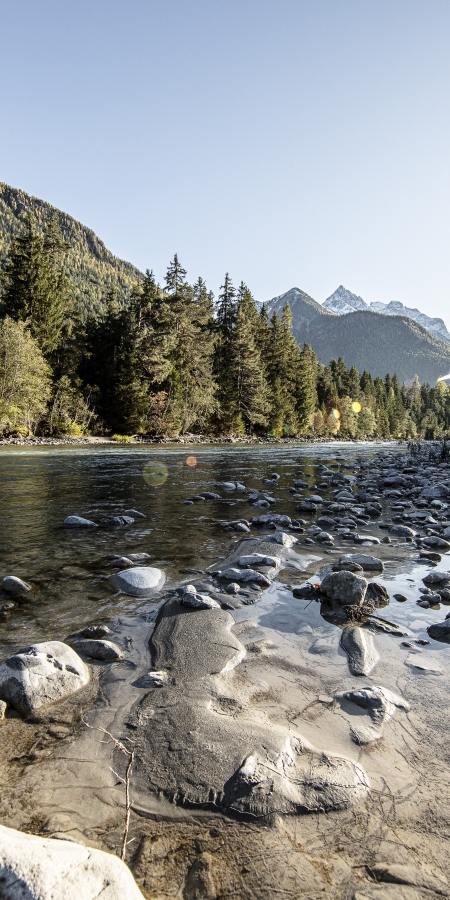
[307,310,450,384]
[0,190,449,442]
[0,183,142,317]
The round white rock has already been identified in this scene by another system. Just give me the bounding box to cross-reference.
[110,566,165,596]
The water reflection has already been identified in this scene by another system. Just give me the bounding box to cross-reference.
[0,442,397,657]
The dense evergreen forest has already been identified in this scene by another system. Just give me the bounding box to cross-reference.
[0,214,449,441]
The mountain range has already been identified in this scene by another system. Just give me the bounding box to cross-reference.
[323,284,450,345]
[265,287,450,385]
[1,183,449,385]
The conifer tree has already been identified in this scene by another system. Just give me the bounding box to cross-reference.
[229,286,270,432]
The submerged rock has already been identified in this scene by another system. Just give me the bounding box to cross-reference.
[0,641,89,716]
[340,627,380,676]
[110,566,165,596]
[0,823,145,899]
[123,508,146,519]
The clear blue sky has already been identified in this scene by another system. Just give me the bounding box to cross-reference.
[1,1,450,319]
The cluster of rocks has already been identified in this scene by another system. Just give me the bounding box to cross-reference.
[63,508,146,528]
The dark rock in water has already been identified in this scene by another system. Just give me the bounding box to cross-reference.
[332,561,363,573]
[2,576,32,596]
[71,638,123,660]
[339,553,384,572]
[320,571,368,607]
[128,552,151,562]
[394,593,408,602]
[107,556,135,568]
[340,626,380,675]
[419,550,442,562]
[251,514,292,527]
[123,508,146,519]
[427,620,450,643]
[199,492,221,500]
[421,536,450,549]
[183,500,194,505]
[63,515,97,528]
[439,588,450,601]
[79,624,112,639]
[100,515,135,526]
[364,503,382,517]
[296,502,317,513]
[389,524,416,538]
[365,582,389,607]
[423,571,450,586]
[292,584,321,600]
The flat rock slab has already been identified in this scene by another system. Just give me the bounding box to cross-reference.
[0,641,89,716]
[131,598,369,819]
[110,566,165,596]
[340,627,380,676]
[0,824,145,899]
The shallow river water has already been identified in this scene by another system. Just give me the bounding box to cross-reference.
[2,441,450,898]
[0,441,449,660]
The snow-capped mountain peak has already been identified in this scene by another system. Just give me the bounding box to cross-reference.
[323,285,368,314]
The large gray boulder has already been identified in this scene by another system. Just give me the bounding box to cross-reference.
[320,571,368,606]
[0,641,89,716]
[110,566,165,596]
[0,824,145,899]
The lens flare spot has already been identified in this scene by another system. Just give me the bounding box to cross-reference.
[186,456,197,467]
[143,460,169,486]
[331,408,341,420]
[351,401,362,413]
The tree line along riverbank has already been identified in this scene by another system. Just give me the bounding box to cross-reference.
[0,215,449,442]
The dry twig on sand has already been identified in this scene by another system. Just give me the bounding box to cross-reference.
[82,716,135,861]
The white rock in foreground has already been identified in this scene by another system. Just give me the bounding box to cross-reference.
[0,641,89,716]
[110,566,165,596]
[0,824,145,899]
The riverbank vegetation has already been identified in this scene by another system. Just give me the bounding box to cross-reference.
[0,214,449,440]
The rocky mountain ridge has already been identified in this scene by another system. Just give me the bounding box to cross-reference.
[322,284,450,345]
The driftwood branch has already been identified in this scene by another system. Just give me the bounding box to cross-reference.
[82,716,135,861]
